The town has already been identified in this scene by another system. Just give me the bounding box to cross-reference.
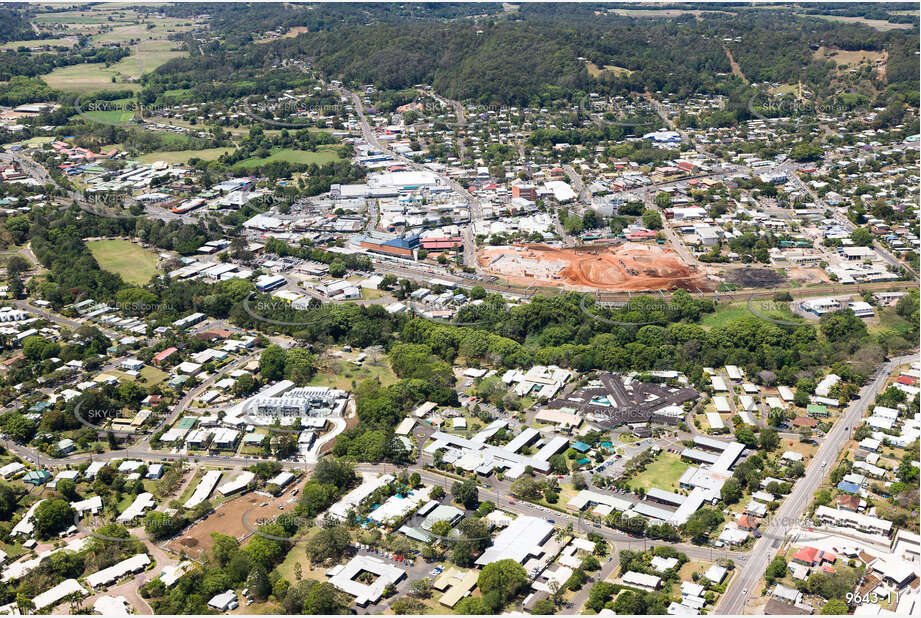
[0,2,917,617]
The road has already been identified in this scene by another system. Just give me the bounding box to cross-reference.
[715,352,918,615]
[562,164,592,205]
[333,82,482,269]
[14,299,119,341]
[784,169,916,278]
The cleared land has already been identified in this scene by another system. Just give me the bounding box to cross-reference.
[0,37,78,50]
[478,242,715,292]
[814,46,886,67]
[165,480,305,560]
[87,238,160,285]
[699,299,804,329]
[797,14,914,30]
[138,147,235,165]
[610,8,735,18]
[586,62,633,77]
[43,40,184,93]
[233,146,344,169]
[629,452,689,493]
[309,357,399,391]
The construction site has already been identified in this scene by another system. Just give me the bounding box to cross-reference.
[478,242,717,292]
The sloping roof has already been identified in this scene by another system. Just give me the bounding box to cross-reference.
[475,516,554,566]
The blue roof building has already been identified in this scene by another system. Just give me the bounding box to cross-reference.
[837,481,860,495]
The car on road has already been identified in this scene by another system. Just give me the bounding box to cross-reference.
[821,460,827,467]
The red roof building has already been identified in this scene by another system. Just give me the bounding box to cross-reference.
[791,416,818,428]
[896,376,917,386]
[152,347,178,366]
[737,514,759,530]
[792,546,836,567]
[421,238,463,250]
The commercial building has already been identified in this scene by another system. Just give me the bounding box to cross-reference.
[327,555,406,607]
[814,505,893,537]
[475,516,554,566]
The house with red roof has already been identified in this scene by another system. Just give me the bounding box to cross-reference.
[792,546,836,567]
[152,347,179,367]
[737,514,759,531]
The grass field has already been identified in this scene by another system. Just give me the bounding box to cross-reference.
[0,37,78,50]
[814,46,885,67]
[110,365,169,386]
[309,358,398,391]
[87,238,160,285]
[586,61,633,77]
[138,147,235,165]
[797,14,914,30]
[629,452,689,493]
[79,97,135,124]
[43,40,184,93]
[13,136,55,148]
[234,146,343,169]
[698,299,804,329]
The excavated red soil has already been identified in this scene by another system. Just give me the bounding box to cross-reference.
[478,242,715,292]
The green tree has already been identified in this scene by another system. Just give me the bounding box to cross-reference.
[259,344,287,381]
[478,559,528,607]
[642,209,663,229]
[33,499,75,538]
[849,227,873,247]
[303,581,347,614]
[285,348,317,385]
[531,598,557,614]
[820,599,849,615]
[764,556,788,584]
[305,525,351,565]
[720,478,742,505]
[454,597,490,614]
[759,428,779,451]
[451,479,479,510]
[329,259,347,277]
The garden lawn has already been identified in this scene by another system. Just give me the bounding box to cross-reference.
[629,452,689,493]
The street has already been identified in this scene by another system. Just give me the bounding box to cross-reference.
[715,353,917,614]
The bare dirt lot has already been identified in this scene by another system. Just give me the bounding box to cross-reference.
[478,242,715,292]
[165,479,304,560]
[724,267,786,288]
[786,267,831,286]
